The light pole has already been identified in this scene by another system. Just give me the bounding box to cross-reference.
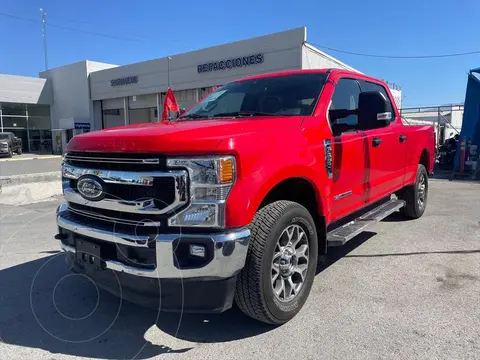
[40,8,48,70]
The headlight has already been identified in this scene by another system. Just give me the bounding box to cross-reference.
[166,156,235,228]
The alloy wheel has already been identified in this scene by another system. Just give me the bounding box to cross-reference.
[271,224,309,302]
[417,173,427,209]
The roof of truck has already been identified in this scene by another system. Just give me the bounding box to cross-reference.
[236,69,387,86]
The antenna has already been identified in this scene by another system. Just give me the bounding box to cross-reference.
[40,8,48,70]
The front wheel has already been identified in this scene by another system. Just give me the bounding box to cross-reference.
[7,147,13,158]
[16,147,22,155]
[398,164,428,219]
[235,200,318,325]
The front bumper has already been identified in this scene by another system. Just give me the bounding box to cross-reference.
[56,203,250,279]
[55,203,250,312]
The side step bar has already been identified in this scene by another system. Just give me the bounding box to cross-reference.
[326,199,406,247]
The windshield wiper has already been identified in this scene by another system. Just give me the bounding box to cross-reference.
[177,114,209,120]
[211,111,275,118]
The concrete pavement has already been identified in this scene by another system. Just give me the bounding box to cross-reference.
[0,155,62,177]
[0,180,479,359]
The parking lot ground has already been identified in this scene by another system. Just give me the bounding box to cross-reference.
[0,179,479,360]
[0,154,62,177]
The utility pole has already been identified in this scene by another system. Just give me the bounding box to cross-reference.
[40,8,48,70]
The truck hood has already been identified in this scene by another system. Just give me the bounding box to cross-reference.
[67,116,303,154]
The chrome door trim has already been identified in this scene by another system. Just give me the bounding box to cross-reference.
[334,190,353,200]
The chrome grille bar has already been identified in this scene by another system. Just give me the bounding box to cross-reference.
[64,153,160,164]
[68,205,161,226]
[62,163,184,186]
[64,189,183,215]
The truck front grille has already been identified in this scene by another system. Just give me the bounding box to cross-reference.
[62,153,188,226]
[64,152,167,171]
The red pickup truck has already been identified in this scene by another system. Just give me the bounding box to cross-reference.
[56,69,435,324]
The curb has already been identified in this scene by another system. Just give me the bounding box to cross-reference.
[0,155,62,162]
[0,171,61,187]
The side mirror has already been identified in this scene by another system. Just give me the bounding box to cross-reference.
[329,109,358,135]
[329,109,356,122]
[357,91,391,130]
[179,108,186,115]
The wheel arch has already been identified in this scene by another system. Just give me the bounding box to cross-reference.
[256,176,327,255]
[419,148,430,173]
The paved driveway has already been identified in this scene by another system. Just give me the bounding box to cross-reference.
[0,154,61,176]
[0,179,479,359]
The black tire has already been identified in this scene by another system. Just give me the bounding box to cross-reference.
[235,200,318,325]
[7,146,13,158]
[398,164,428,219]
[16,147,22,155]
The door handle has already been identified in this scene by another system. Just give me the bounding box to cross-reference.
[399,134,407,143]
[372,137,382,147]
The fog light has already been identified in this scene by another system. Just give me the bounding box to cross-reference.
[189,244,206,258]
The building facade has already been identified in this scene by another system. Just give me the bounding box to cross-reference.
[0,27,402,154]
[0,74,53,152]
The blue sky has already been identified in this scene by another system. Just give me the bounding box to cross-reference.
[1,0,479,107]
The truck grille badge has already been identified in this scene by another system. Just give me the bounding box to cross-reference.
[324,139,333,178]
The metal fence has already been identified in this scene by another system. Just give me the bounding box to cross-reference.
[400,104,464,146]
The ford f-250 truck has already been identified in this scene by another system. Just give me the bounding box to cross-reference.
[56,69,435,324]
[0,132,23,157]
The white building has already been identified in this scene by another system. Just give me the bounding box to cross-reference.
[0,27,402,153]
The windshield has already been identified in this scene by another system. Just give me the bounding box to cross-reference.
[0,134,9,140]
[180,73,327,120]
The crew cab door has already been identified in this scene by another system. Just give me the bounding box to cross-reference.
[328,78,366,220]
[357,81,406,201]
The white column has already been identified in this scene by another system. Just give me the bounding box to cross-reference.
[123,97,128,125]
[156,93,160,121]
[25,104,31,152]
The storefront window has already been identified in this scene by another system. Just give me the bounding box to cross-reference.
[0,103,52,153]
[28,116,50,129]
[1,103,27,116]
[27,104,50,117]
[2,116,27,129]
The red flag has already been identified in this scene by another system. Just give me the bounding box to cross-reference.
[162,88,180,121]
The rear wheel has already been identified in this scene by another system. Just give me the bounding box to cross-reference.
[398,164,428,219]
[235,200,318,324]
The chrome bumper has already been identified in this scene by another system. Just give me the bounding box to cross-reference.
[56,203,250,279]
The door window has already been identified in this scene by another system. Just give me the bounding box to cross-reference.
[330,78,361,125]
[360,80,396,123]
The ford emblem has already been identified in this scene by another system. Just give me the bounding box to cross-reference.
[77,175,105,201]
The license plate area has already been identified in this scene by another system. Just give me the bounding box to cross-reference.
[76,238,103,270]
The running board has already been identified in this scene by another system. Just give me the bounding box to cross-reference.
[326,199,406,247]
